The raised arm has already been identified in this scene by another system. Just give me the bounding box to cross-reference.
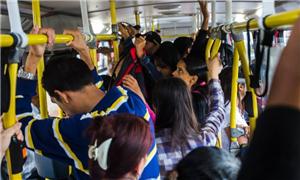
[198,55,225,145]
[63,29,94,70]
[17,27,91,174]
[199,0,209,31]
[63,29,104,89]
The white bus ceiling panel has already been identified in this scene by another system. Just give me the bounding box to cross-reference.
[1,1,299,35]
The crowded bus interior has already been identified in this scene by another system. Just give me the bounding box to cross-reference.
[1,0,300,179]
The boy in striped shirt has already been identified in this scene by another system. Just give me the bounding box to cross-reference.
[16,27,159,179]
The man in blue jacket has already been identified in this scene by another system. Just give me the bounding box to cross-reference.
[16,26,159,179]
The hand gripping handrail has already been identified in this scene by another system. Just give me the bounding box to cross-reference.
[4,0,28,179]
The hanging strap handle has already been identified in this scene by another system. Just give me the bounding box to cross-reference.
[250,15,274,97]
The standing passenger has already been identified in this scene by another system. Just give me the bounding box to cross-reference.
[219,67,249,151]
[172,54,209,124]
[238,17,300,180]
[153,56,225,178]
[174,37,193,59]
[16,27,159,180]
[88,114,152,180]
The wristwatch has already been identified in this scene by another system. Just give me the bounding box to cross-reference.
[18,66,37,80]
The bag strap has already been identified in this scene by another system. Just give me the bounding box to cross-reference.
[115,48,139,86]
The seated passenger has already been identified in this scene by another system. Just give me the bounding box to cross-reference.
[87,114,152,180]
[16,27,159,180]
[153,56,225,178]
[169,147,241,180]
[219,67,249,151]
[238,18,300,180]
[172,54,209,124]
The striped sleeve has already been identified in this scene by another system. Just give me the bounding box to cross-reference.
[91,68,105,91]
[16,78,90,175]
[93,86,160,179]
[198,79,226,146]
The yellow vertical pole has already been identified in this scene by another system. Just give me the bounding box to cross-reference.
[205,38,214,64]
[89,49,98,69]
[211,39,222,58]
[230,46,239,143]
[110,0,119,63]
[151,18,155,31]
[135,11,140,26]
[3,64,22,180]
[235,41,258,137]
[209,34,222,148]
[32,0,48,119]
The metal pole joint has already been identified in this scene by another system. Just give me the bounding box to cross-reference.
[232,32,244,42]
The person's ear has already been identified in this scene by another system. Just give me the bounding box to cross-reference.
[54,90,70,104]
[189,75,198,86]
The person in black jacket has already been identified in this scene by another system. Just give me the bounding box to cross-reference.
[238,18,300,180]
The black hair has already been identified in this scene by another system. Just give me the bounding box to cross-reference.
[183,54,207,81]
[191,91,209,125]
[219,67,233,103]
[174,37,193,59]
[182,54,209,124]
[152,78,199,147]
[133,25,141,30]
[154,41,180,72]
[176,147,241,180]
[219,67,243,104]
[42,56,93,99]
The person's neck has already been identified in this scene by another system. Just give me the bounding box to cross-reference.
[79,85,105,113]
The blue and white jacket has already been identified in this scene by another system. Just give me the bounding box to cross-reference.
[16,68,160,180]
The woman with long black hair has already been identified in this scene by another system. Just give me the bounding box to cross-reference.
[153,56,225,178]
[172,54,209,124]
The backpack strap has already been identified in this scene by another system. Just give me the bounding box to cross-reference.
[115,48,139,86]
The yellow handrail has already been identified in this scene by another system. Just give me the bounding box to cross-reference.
[32,0,48,119]
[211,38,221,59]
[0,34,117,48]
[235,41,258,137]
[135,11,141,26]
[95,34,118,41]
[151,19,155,31]
[161,34,191,39]
[89,48,98,69]
[230,46,239,143]
[209,36,223,148]
[205,38,214,64]
[3,64,22,180]
[221,8,300,32]
[1,9,299,48]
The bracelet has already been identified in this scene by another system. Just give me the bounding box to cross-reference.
[18,66,37,80]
